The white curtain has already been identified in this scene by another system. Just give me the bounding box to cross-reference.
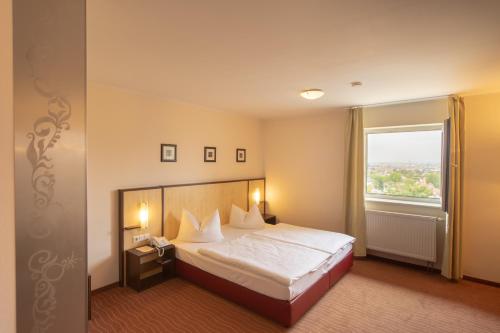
[344,107,367,256]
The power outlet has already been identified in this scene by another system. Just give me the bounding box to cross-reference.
[132,233,151,243]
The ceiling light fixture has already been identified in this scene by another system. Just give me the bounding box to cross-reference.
[300,89,324,100]
[350,81,362,87]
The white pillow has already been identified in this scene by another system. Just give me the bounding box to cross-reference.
[177,209,224,242]
[229,204,247,226]
[229,204,266,229]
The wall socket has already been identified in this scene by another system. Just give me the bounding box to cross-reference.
[132,233,150,243]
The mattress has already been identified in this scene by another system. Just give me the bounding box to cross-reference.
[172,225,352,301]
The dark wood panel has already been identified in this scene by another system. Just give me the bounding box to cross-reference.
[119,177,265,192]
[126,245,176,292]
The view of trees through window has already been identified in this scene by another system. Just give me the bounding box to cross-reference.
[366,129,442,201]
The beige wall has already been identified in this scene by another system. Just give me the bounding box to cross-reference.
[262,101,448,260]
[0,0,16,331]
[263,111,347,233]
[263,96,500,283]
[87,83,265,289]
[462,92,500,283]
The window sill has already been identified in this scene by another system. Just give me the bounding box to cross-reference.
[365,197,442,208]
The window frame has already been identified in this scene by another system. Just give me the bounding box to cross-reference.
[364,124,444,206]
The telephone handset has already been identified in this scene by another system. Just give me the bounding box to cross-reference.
[151,236,170,256]
[151,236,169,247]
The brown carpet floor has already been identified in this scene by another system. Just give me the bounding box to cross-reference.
[89,259,500,333]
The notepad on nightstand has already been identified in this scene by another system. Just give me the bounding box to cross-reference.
[136,245,154,253]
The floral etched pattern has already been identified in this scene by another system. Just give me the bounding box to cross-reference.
[25,43,73,239]
[29,251,78,332]
[24,41,80,331]
[26,96,71,209]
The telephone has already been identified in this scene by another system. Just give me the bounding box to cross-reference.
[151,236,170,256]
[151,236,169,247]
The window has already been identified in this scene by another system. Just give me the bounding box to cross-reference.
[365,125,443,204]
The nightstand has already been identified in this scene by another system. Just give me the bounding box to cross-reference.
[126,244,175,292]
[262,214,277,225]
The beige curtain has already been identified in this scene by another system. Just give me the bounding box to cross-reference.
[441,96,465,280]
[344,107,366,256]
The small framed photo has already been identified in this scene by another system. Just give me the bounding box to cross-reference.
[204,146,217,162]
[161,144,177,162]
[236,148,246,162]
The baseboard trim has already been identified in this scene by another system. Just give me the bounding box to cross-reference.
[92,281,120,295]
[362,254,440,274]
[361,255,500,288]
[463,275,500,288]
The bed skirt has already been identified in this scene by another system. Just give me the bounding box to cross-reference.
[175,250,353,327]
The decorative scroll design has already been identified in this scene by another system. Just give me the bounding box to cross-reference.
[24,42,77,330]
[29,250,78,333]
[26,96,71,209]
[25,44,72,239]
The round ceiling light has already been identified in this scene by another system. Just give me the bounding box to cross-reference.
[300,89,324,100]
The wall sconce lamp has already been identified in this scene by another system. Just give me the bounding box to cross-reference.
[253,188,261,206]
[139,202,149,229]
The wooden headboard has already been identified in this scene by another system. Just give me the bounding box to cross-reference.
[118,178,265,286]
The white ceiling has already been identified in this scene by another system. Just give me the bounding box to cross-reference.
[87,0,500,118]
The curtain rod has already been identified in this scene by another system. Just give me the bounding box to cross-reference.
[349,94,450,109]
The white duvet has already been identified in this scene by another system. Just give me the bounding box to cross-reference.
[198,234,330,286]
[253,223,355,255]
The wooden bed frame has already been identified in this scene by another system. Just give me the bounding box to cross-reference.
[176,250,354,327]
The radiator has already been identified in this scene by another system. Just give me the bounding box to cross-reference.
[366,210,437,262]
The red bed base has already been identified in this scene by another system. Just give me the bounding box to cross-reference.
[175,250,353,327]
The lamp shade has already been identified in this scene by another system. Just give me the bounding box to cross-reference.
[139,202,149,229]
[253,188,261,205]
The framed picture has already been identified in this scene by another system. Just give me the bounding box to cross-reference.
[236,148,246,162]
[204,146,217,162]
[161,144,177,162]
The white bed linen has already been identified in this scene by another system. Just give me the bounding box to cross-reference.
[253,223,355,255]
[198,234,330,286]
[172,225,352,300]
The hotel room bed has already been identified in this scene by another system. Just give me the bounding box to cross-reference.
[119,178,354,327]
[172,224,354,326]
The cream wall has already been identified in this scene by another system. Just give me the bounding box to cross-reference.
[263,96,500,283]
[262,101,448,257]
[87,83,264,289]
[462,92,500,283]
[263,111,347,233]
[0,0,16,331]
